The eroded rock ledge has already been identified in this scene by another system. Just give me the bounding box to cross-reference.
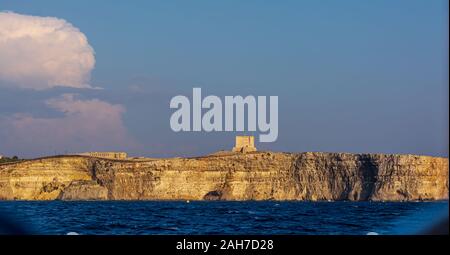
[0,152,448,201]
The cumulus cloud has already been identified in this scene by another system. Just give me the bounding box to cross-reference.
[0,94,139,157]
[0,11,95,89]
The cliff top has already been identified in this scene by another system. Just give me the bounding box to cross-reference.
[0,151,447,166]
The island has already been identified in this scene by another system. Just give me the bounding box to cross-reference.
[0,136,448,201]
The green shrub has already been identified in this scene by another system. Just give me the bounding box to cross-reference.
[0,156,22,164]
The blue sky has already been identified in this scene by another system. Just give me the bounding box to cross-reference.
[0,0,448,158]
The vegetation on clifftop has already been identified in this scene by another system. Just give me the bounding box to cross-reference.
[0,156,22,164]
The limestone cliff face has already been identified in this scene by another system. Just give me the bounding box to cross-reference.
[0,152,447,201]
[0,157,92,200]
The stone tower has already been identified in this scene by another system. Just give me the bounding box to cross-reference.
[232,136,257,153]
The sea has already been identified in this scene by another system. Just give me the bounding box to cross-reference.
[0,201,448,235]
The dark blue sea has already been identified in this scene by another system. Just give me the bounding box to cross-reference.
[0,201,448,235]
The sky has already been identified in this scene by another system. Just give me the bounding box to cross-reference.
[0,0,448,158]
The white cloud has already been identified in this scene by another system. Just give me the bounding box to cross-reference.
[0,11,95,89]
[0,94,139,157]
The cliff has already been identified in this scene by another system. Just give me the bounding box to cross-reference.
[0,152,448,201]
